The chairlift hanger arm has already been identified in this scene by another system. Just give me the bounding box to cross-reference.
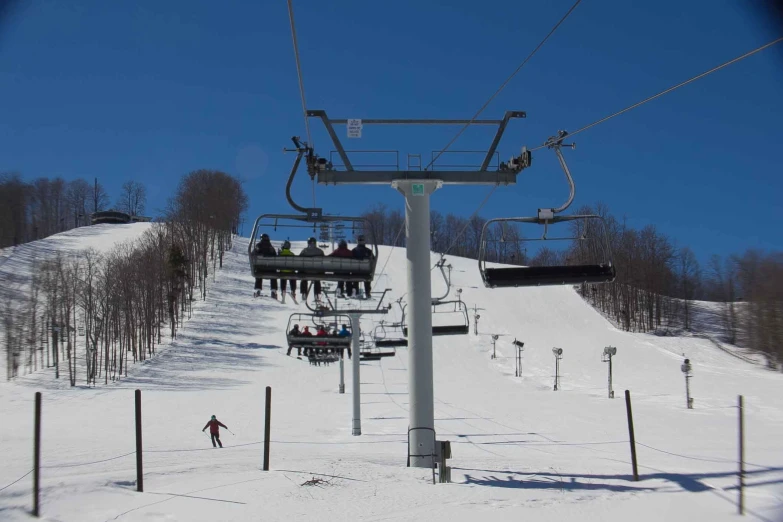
[432,256,453,303]
[284,141,323,219]
[540,130,576,218]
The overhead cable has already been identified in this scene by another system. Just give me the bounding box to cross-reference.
[530,36,783,150]
[424,0,584,171]
[286,0,313,149]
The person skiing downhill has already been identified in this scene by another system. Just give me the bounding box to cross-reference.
[202,415,228,448]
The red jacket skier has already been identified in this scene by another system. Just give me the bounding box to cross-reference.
[202,415,228,448]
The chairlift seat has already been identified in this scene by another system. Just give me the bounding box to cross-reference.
[483,264,616,288]
[375,339,408,348]
[360,348,396,361]
[403,324,470,337]
[287,335,351,349]
[250,254,375,282]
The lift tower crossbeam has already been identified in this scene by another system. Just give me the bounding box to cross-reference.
[305,109,530,468]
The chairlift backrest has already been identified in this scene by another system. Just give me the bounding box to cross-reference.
[478,214,616,288]
[248,214,378,283]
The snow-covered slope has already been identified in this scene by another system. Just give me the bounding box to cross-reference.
[0,234,781,521]
[0,223,156,377]
[0,223,154,298]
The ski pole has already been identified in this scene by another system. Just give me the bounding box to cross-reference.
[227,429,235,436]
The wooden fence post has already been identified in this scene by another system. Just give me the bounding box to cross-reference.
[263,386,271,471]
[33,392,41,517]
[625,390,639,481]
[135,389,143,492]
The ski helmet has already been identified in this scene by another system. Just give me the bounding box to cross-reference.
[357,235,366,244]
[283,240,291,249]
[308,237,316,245]
[261,233,270,241]
[211,415,216,420]
[338,239,347,248]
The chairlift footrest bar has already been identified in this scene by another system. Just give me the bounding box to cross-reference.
[483,264,616,288]
[402,325,470,337]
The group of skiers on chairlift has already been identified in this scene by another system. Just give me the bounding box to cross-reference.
[287,323,352,357]
[253,234,374,301]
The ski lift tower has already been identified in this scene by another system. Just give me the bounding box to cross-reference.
[303,109,529,468]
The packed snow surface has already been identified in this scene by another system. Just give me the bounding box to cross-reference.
[1,229,781,521]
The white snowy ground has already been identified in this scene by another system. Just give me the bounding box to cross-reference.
[1,231,782,522]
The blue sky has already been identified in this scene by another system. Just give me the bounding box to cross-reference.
[1,0,781,263]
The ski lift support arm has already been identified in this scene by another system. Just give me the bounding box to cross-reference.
[306,110,530,185]
[431,256,453,304]
[284,137,322,220]
[538,130,577,220]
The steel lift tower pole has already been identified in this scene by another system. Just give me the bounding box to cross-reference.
[305,109,529,467]
[393,180,440,465]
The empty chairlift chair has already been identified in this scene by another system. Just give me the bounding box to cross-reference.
[400,300,470,337]
[478,213,616,288]
[372,321,408,348]
[401,257,469,336]
[478,130,616,288]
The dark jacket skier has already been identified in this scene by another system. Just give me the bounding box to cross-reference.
[202,415,228,448]
[299,237,325,300]
[253,234,279,298]
[287,324,302,356]
[351,235,374,298]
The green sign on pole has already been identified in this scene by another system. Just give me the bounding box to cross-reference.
[412,183,424,196]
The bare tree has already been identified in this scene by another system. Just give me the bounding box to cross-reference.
[117,181,147,216]
[677,247,701,330]
[66,178,91,228]
[0,173,29,247]
[92,178,110,214]
[706,255,739,343]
